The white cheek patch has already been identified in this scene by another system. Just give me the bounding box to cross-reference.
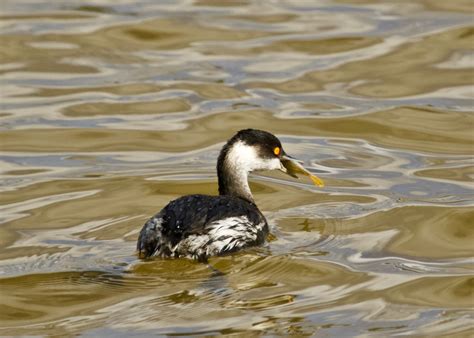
[266,157,282,171]
[227,141,280,172]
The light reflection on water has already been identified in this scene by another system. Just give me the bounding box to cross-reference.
[0,0,473,336]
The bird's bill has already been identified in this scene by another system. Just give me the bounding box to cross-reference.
[280,154,324,187]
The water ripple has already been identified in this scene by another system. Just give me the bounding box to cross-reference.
[1,0,473,336]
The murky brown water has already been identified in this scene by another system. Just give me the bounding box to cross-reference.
[1,0,473,336]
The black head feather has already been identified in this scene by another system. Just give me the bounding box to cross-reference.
[217,129,283,199]
[225,129,283,159]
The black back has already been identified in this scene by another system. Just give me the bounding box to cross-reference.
[137,194,267,257]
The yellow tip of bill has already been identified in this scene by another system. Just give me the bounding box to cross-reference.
[310,174,324,187]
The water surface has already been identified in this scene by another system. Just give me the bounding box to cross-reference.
[0,0,473,336]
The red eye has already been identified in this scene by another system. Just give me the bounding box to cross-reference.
[273,147,280,156]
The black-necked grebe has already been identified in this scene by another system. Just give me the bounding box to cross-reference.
[137,129,324,261]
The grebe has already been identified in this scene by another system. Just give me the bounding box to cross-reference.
[137,129,324,261]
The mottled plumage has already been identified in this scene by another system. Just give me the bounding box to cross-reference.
[137,194,267,261]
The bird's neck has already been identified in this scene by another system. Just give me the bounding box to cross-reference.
[217,142,255,203]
